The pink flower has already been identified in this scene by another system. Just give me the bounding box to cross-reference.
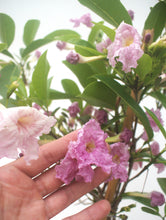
[107,22,143,73]
[109,142,130,182]
[68,102,80,117]
[94,109,108,125]
[70,13,93,28]
[150,191,165,207]
[150,141,160,155]
[66,51,80,64]
[128,10,134,20]
[96,38,112,53]
[35,50,41,59]
[120,128,132,144]
[56,41,67,50]
[154,163,165,173]
[55,119,113,184]
[0,106,56,163]
[142,108,164,141]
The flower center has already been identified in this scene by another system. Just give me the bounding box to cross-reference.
[17,116,33,129]
[124,37,133,47]
[86,141,96,153]
[113,154,120,164]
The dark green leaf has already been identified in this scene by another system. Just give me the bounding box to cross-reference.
[157,178,166,195]
[61,79,82,107]
[0,13,15,47]
[145,107,166,139]
[144,2,166,41]
[49,89,79,100]
[0,63,20,99]
[23,19,40,46]
[94,74,153,140]
[141,207,160,216]
[78,0,132,27]
[31,51,50,107]
[63,61,96,88]
[80,81,116,109]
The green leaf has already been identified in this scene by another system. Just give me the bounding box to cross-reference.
[75,45,102,56]
[0,13,15,47]
[94,74,153,140]
[144,2,166,41]
[0,43,7,52]
[157,178,166,194]
[44,29,80,41]
[145,107,166,139]
[21,38,52,57]
[141,207,160,216]
[63,61,96,88]
[123,192,151,207]
[61,79,82,107]
[49,89,79,100]
[23,19,40,46]
[80,81,116,109]
[136,54,152,80]
[0,63,20,99]
[78,0,132,27]
[31,51,50,107]
[149,91,166,109]
[88,22,115,44]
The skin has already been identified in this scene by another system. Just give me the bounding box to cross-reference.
[0,131,111,220]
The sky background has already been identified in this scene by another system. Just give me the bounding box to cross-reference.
[0,0,166,219]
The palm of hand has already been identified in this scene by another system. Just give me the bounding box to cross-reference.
[0,166,47,220]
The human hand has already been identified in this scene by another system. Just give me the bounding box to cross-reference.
[0,131,111,220]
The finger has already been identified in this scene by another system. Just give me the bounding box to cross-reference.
[34,166,63,197]
[44,167,110,219]
[8,131,78,177]
[63,200,111,220]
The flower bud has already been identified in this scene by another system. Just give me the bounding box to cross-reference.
[128,10,134,20]
[150,191,165,207]
[56,41,67,50]
[66,51,80,64]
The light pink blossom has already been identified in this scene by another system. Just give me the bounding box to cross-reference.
[55,119,113,184]
[150,191,165,207]
[70,13,93,28]
[107,22,143,73]
[56,41,67,50]
[0,106,56,163]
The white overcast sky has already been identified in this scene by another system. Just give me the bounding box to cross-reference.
[0,1,165,220]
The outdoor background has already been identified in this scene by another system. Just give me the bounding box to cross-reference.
[0,0,165,219]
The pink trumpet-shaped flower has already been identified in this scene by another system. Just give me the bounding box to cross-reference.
[107,22,143,73]
[0,106,56,164]
[56,119,113,184]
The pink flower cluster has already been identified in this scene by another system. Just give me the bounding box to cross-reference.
[107,22,143,73]
[0,106,56,164]
[70,13,93,28]
[56,119,130,184]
